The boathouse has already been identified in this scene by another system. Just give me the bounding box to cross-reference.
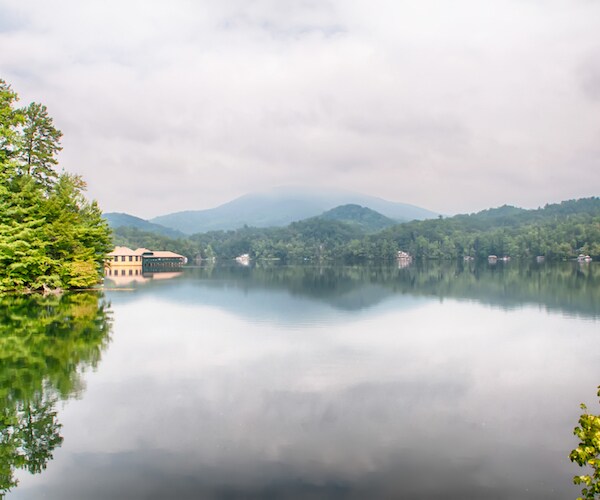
[107,246,187,271]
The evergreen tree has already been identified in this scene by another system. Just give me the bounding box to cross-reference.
[0,79,24,169]
[18,102,63,189]
[0,78,111,292]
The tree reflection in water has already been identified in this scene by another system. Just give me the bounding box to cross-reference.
[0,292,112,496]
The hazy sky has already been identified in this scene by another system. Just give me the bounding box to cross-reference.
[1,0,599,218]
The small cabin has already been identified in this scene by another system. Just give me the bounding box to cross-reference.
[235,254,250,266]
[397,251,412,260]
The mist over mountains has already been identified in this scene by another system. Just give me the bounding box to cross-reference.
[106,188,438,235]
[103,213,185,238]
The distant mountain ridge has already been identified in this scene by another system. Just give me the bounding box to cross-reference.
[104,212,185,238]
[150,187,438,234]
[110,196,600,263]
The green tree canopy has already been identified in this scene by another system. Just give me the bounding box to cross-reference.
[571,387,600,499]
[0,78,111,292]
[0,79,24,167]
[18,102,63,189]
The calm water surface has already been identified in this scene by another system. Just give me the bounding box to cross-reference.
[2,262,599,499]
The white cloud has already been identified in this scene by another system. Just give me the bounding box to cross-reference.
[1,0,598,217]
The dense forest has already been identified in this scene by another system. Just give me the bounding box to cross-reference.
[113,197,600,263]
[0,79,111,292]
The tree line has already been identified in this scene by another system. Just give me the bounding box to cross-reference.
[0,79,111,292]
[113,197,600,263]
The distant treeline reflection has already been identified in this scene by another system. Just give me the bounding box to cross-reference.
[0,293,112,496]
[191,261,600,318]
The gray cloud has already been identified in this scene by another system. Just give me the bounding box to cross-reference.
[0,0,598,217]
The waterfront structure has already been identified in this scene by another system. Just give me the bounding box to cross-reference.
[108,246,145,267]
[143,249,188,268]
[397,251,412,262]
[235,253,250,266]
[106,247,187,276]
[397,250,412,269]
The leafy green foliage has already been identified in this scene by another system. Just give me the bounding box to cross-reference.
[0,78,111,292]
[0,79,24,166]
[571,387,600,499]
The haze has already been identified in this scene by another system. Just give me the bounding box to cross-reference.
[1,0,598,218]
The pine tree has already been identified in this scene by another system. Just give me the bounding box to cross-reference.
[0,78,111,292]
[18,102,63,190]
[0,79,24,169]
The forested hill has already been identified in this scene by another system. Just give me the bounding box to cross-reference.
[444,197,600,230]
[112,197,600,263]
[374,197,600,261]
[319,204,397,232]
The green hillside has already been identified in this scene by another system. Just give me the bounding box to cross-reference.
[319,204,397,232]
[111,197,600,263]
[370,197,600,260]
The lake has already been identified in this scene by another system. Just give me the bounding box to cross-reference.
[1,261,599,499]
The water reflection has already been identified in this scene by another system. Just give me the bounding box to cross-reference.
[5,263,596,499]
[113,261,600,319]
[22,276,595,500]
[0,293,112,496]
[103,265,182,287]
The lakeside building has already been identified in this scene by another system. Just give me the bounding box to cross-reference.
[397,250,412,269]
[106,247,187,277]
[235,253,250,266]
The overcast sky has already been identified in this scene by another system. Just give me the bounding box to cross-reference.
[1,0,599,218]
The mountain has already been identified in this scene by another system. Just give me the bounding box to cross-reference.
[319,204,397,232]
[104,212,185,238]
[375,196,600,260]
[151,187,438,234]
[107,196,600,263]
